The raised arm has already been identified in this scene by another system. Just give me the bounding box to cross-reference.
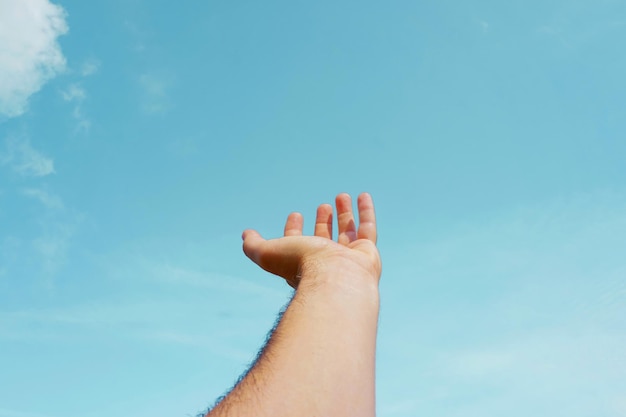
[207,192,382,417]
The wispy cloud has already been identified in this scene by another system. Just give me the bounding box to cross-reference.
[431,327,626,416]
[0,178,80,286]
[142,330,253,361]
[0,294,264,362]
[60,84,86,102]
[379,399,420,416]
[60,83,90,133]
[32,225,73,280]
[80,58,100,77]
[0,245,287,362]
[23,189,78,284]
[60,56,101,134]
[477,20,489,33]
[0,0,68,118]
[21,188,64,210]
[139,73,173,114]
[537,25,574,49]
[536,2,626,51]
[0,135,54,177]
[124,20,150,52]
[378,190,626,417]
[0,409,58,417]
[144,262,285,298]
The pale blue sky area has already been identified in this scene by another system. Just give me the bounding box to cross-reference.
[1,1,625,416]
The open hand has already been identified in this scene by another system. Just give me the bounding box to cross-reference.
[242,193,381,288]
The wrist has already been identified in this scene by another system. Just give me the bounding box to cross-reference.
[296,259,381,306]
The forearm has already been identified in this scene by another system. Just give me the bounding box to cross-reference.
[208,268,380,417]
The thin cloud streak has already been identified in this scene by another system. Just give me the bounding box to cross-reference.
[2,182,80,286]
[60,83,90,134]
[21,188,64,210]
[0,296,268,362]
[80,58,100,77]
[61,84,86,102]
[0,409,58,417]
[0,136,54,177]
[147,263,286,298]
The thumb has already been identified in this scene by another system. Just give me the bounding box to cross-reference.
[242,229,265,264]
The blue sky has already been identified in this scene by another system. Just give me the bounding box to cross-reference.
[1,0,625,416]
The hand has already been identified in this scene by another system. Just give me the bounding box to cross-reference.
[242,193,381,289]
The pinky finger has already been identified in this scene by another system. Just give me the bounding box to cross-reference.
[284,212,304,236]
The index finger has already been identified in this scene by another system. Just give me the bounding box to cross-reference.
[356,192,377,243]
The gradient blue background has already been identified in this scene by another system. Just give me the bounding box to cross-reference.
[1,1,625,416]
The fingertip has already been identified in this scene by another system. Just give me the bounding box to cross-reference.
[335,192,353,212]
[242,229,259,241]
[242,229,264,262]
[316,203,333,218]
[288,211,304,220]
[356,192,377,243]
[315,203,333,239]
[358,192,373,205]
[335,192,351,203]
[284,212,304,236]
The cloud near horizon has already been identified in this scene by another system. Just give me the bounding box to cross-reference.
[377,190,626,417]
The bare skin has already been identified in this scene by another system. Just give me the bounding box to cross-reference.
[207,192,382,417]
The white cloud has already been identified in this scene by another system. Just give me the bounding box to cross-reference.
[71,107,91,134]
[21,188,64,210]
[0,0,68,118]
[80,58,100,76]
[139,73,173,114]
[60,84,86,102]
[60,83,90,133]
[0,136,55,177]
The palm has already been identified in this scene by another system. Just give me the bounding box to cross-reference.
[242,193,380,288]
